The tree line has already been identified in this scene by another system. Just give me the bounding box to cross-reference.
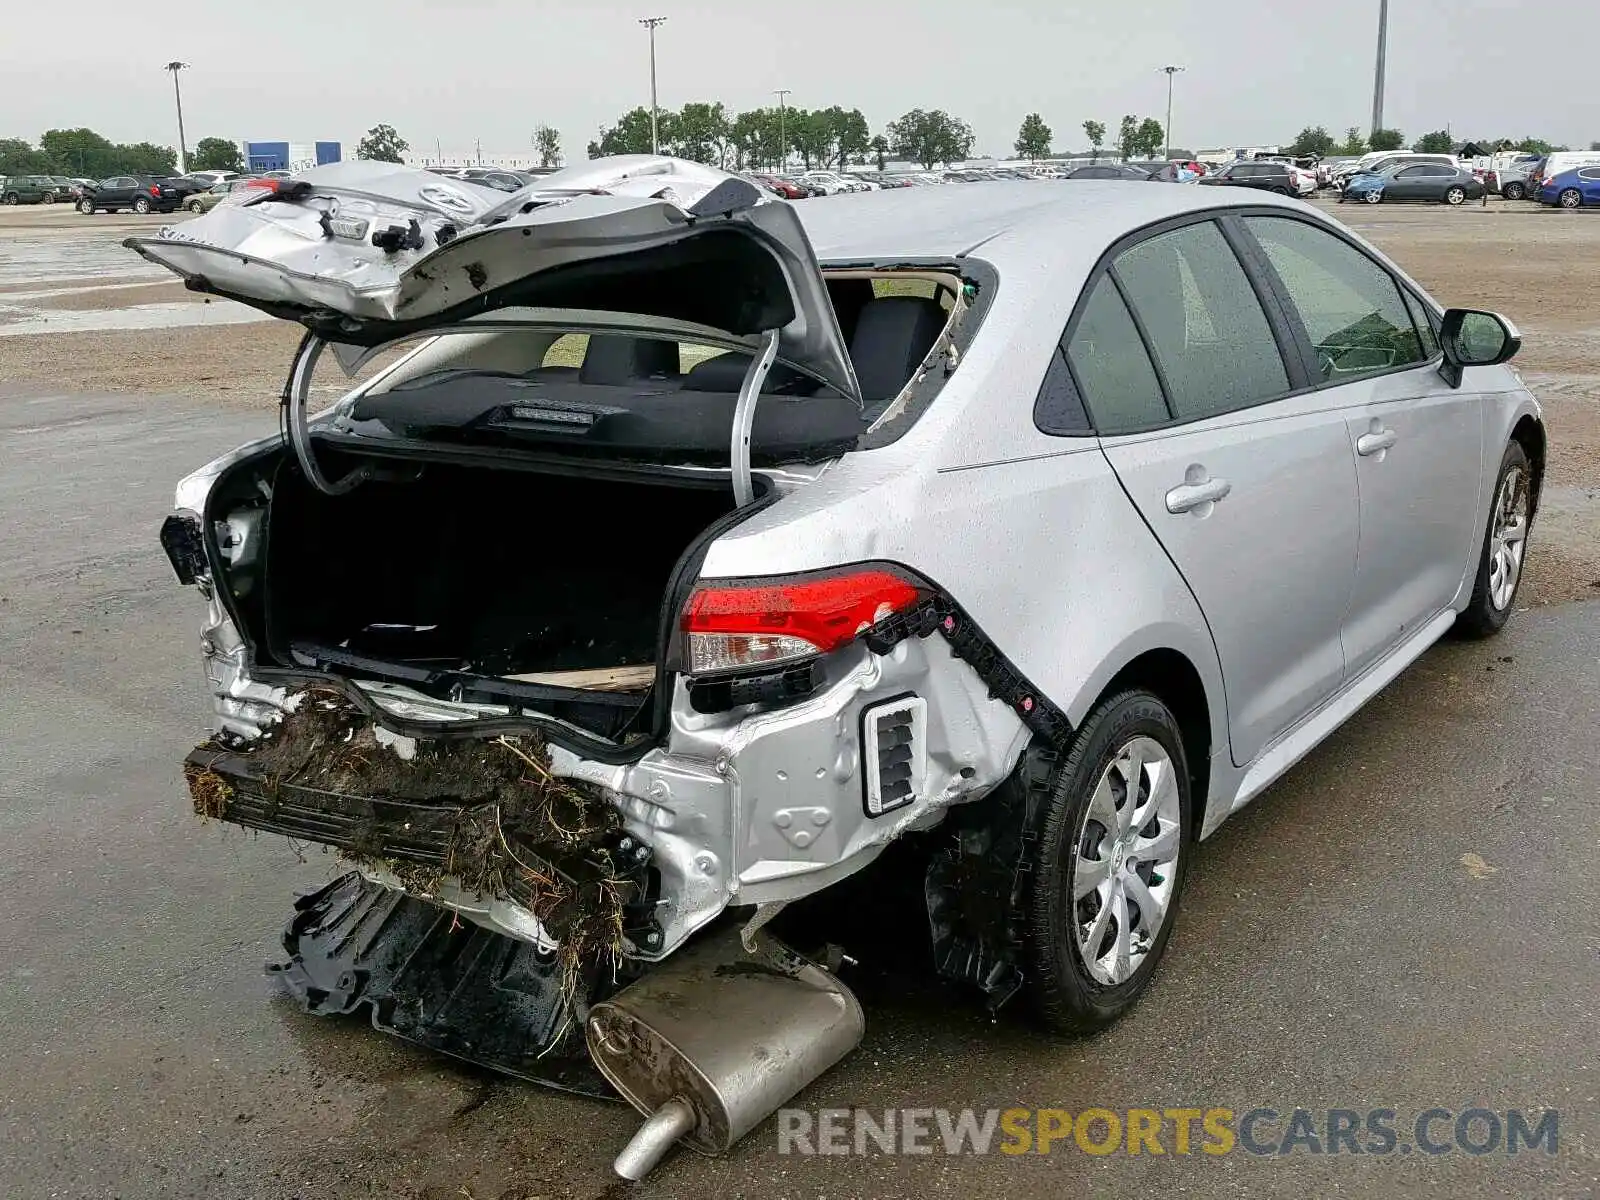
[0,129,249,178]
[1285,125,1579,158]
[583,103,980,171]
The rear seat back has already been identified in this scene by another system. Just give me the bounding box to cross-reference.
[578,335,680,385]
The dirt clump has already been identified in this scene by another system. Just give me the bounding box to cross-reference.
[186,688,632,985]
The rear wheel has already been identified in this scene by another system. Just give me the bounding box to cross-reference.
[1028,690,1191,1033]
[186,199,204,213]
[1559,188,1582,209]
[1503,181,1526,201]
[1445,186,1467,205]
[1,192,18,206]
[1456,441,1532,638]
[132,196,152,215]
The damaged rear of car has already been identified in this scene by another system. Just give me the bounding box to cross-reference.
[143,156,1033,1176]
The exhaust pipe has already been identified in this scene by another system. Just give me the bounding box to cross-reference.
[587,929,865,1180]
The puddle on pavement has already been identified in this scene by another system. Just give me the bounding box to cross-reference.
[0,300,272,336]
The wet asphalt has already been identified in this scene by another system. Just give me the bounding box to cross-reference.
[1,388,1596,1200]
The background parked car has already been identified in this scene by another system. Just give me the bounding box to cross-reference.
[1197,160,1298,194]
[1065,164,1153,180]
[184,177,265,213]
[798,171,862,194]
[1539,166,1600,209]
[1,174,75,204]
[77,175,183,215]
[1341,162,1483,205]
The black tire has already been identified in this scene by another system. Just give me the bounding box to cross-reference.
[77,198,95,214]
[1027,690,1192,1034]
[1270,186,1289,196]
[132,196,152,215]
[1455,440,1532,639]
[1445,186,1467,205]
[40,191,55,204]
[186,199,204,213]
[1503,181,1526,201]
[1559,188,1582,209]
[1,192,18,206]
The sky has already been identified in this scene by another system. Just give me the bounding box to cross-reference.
[2,0,1591,162]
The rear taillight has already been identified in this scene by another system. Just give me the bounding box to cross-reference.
[681,566,927,676]
[149,186,161,196]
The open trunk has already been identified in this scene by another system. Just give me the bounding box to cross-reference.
[245,450,745,740]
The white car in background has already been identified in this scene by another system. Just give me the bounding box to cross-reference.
[800,170,864,195]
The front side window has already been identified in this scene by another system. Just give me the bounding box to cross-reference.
[1245,215,1427,383]
[1110,220,1290,421]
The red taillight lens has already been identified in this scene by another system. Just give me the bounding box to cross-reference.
[681,567,926,675]
[150,186,160,196]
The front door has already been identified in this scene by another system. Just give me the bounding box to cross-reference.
[1066,218,1360,766]
[1239,214,1485,680]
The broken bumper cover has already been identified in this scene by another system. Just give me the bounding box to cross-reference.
[191,601,1034,962]
[271,871,618,1097]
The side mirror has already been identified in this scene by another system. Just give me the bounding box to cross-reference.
[1438,309,1521,388]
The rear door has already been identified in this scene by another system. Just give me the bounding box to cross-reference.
[1239,213,1484,679]
[1075,216,1360,766]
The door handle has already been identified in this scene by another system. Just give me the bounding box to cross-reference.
[1357,427,1398,457]
[1165,475,1232,514]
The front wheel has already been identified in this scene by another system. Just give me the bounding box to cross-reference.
[1027,690,1191,1033]
[1503,181,1526,201]
[1445,186,1467,205]
[1559,188,1582,209]
[77,198,95,214]
[1456,441,1532,638]
[132,196,152,215]
[40,191,55,204]
[1363,190,1384,204]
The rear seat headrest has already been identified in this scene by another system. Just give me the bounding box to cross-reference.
[579,336,681,385]
[849,296,947,404]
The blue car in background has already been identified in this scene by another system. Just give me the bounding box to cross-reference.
[1538,166,1600,208]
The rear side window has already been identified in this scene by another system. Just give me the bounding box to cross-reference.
[1245,216,1426,382]
[1111,221,1290,421]
[1065,277,1167,433]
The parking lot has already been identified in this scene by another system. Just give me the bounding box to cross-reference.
[2,196,1598,1200]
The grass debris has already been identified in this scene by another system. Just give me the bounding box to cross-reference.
[185,687,631,986]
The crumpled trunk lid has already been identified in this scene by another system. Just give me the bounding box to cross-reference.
[124,156,860,402]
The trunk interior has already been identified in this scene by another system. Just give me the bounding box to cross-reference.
[251,452,742,736]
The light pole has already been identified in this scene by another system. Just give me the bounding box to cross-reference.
[165,61,190,174]
[639,16,667,154]
[1371,0,1389,137]
[1159,65,1184,160]
[774,89,791,172]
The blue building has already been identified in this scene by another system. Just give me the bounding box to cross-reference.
[239,141,342,173]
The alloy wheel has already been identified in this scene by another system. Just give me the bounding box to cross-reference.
[1488,466,1530,611]
[1446,187,1466,205]
[1070,735,1183,986]
[1364,190,1383,204]
[1560,189,1581,209]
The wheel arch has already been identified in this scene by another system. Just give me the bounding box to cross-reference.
[1085,647,1215,841]
[1511,412,1547,518]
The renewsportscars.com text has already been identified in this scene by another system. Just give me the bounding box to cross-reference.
[777,1106,1559,1158]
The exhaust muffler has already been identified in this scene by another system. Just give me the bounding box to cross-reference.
[586,929,864,1180]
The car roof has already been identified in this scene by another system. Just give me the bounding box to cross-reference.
[794,180,1306,271]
